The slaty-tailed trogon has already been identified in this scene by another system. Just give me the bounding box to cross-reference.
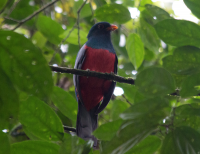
[73,22,118,147]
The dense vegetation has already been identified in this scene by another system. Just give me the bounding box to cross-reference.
[1,0,200,153]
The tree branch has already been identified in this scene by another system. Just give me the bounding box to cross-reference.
[50,65,135,85]
[12,0,60,31]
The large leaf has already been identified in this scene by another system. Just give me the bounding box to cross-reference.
[36,15,64,45]
[102,97,169,154]
[19,96,64,141]
[126,135,161,154]
[59,28,87,45]
[0,68,19,129]
[126,33,144,70]
[184,0,200,19]
[73,0,92,18]
[180,71,200,97]
[0,131,10,154]
[94,4,131,24]
[0,0,7,11]
[0,30,53,98]
[93,119,122,141]
[160,126,200,154]
[141,4,171,25]
[138,18,160,53]
[155,19,200,48]
[51,86,78,122]
[163,46,200,75]
[11,141,60,154]
[135,67,175,96]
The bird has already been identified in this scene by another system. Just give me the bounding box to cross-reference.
[73,22,118,148]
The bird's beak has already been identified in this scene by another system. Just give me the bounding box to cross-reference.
[106,25,118,31]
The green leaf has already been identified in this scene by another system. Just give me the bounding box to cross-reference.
[184,0,200,19]
[93,119,122,141]
[19,96,64,141]
[32,31,47,48]
[0,68,19,130]
[36,15,64,45]
[138,18,160,53]
[141,4,171,25]
[0,30,53,99]
[155,19,200,48]
[59,28,87,45]
[51,86,78,122]
[103,97,169,154]
[94,4,131,24]
[126,135,161,154]
[160,126,200,154]
[180,71,200,97]
[73,0,92,18]
[11,141,60,154]
[59,133,72,154]
[0,131,10,154]
[163,46,200,75]
[0,0,7,11]
[135,67,175,96]
[126,33,144,70]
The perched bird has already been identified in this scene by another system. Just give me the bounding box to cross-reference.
[73,22,118,148]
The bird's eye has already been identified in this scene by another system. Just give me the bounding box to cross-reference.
[98,24,104,29]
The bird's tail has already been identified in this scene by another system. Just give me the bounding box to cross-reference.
[76,101,99,148]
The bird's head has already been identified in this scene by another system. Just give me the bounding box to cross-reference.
[87,22,118,39]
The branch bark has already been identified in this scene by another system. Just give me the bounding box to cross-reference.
[50,65,135,85]
[12,0,60,30]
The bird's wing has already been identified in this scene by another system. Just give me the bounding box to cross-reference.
[73,44,86,101]
[95,54,118,114]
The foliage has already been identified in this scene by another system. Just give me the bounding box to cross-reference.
[1,0,200,153]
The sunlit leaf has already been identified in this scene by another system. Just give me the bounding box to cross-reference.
[126,33,144,70]
[155,19,200,48]
[0,30,53,99]
[19,96,64,141]
[32,31,47,48]
[51,86,78,122]
[160,126,200,154]
[94,4,131,24]
[135,67,175,96]
[11,141,60,154]
[36,15,64,45]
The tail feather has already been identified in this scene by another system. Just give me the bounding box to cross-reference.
[76,101,99,147]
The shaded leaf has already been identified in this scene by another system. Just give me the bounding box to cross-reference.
[180,71,200,97]
[160,126,200,154]
[0,30,53,98]
[36,15,64,45]
[0,0,7,11]
[94,4,131,24]
[0,68,19,130]
[126,135,161,154]
[103,97,169,154]
[138,18,160,53]
[126,33,144,70]
[184,0,200,19]
[19,96,64,141]
[0,131,10,154]
[11,141,60,154]
[51,86,78,122]
[155,19,200,48]
[93,119,122,141]
[135,67,175,96]
[59,28,87,45]
[74,0,92,18]
[163,46,200,75]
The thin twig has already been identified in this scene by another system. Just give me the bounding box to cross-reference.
[122,94,132,106]
[50,65,135,85]
[63,125,76,133]
[0,0,11,15]
[89,2,97,24]
[12,0,60,31]
[77,0,88,48]
[4,17,20,22]
[7,0,21,16]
